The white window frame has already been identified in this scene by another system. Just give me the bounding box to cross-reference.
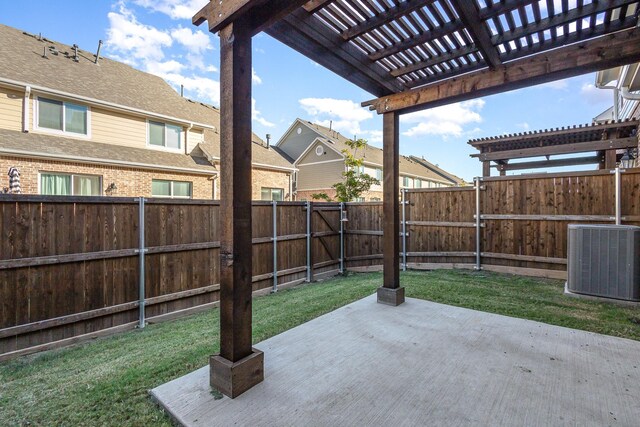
[38,171,103,196]
[261,187,284,201]
[147,120,183,152]
[151,179,192,199]
[34,96,91,138]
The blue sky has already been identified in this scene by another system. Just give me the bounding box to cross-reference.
[0,0,614,181]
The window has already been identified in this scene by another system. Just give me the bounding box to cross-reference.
[415,179,422,189]
[375,168,383,180]
[148,121,182,150]
[402,176,414,188]
[152,179,192,198]
[371,197,381,201]
[37,97,88,135]
[40,173,101,196]
[261,187,284,201]
[354,197,365,202]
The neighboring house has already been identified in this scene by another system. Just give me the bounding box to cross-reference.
[594,63,640,168]
[275,118,465,201]
[0,24,295,199]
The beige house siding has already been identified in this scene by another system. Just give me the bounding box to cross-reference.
[296,188,383,202]
[296,161,345,190]
[90,107,148,148]
[0,155,214,199]
[298,140,343,165]
[0,86,22,132]
[186,128,204,153]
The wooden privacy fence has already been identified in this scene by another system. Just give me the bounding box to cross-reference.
[2,168,639,359]
[344,168,640,277]
[0,197,342,360]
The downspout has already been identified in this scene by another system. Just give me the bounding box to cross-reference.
[211,174,218,199]
[23,85,31,132]
[289,172,293,201]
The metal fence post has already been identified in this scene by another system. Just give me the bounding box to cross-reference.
[474,178,482,270]
[339,202,345,274]
[272,200,278,292]
[615,167,622,225]
[306,201,312,282]
[138,197,146,329]
[401,188,407,271]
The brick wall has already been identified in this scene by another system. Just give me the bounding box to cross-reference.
[0,156,215,199]
[214,167,293,200]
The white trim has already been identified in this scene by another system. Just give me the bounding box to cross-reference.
[206,156,297,172]
[294,138,344,165]
[34,96,92,139]
[295,186,336,191]
[38,171,104,196]
[0,147,217,176]
[146,120,184,153]
[23,86,31,133]
[151,178,193,199]
[0,78,215,130]
[298,158,345,166]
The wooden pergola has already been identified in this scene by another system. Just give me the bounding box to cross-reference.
[193,0,640,398]
[469,118,640,176]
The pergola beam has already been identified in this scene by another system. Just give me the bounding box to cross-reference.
[475,137,637,161]
[362,28,640,114]
[449,0,501,68]
[266,8,403,97]
[343,0,435,41]
[493,155,602,171]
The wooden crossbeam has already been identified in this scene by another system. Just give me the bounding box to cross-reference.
[343,0,434,41]
[303,0,334,14]
[193,0,309,35]
[478,0,540,20]
[362,28,640,114]
[266,8,402,96]
[368,20,465,61]
[390,45,478,77]
[493,0,635,46]
[492,156,602,171]
[450,0,501,68]
[475,137,637,161]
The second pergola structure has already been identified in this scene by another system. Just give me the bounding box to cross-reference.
[193,0,640,398]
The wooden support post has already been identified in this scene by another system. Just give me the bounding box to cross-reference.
[482,161,491,177]
[605,149,617,169]
[378,111,404,306]
[210,18,263,399]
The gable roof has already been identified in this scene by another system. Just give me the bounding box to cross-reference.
[0,24,294,173]
[290,118,459,184]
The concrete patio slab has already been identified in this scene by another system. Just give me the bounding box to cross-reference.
[151,295,640,426]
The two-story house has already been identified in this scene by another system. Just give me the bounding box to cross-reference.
[275,118,465,201]
[0,24,295,200]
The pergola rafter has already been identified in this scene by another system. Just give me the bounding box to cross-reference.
[193,0,640,399]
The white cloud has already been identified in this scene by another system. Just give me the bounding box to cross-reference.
[363,130,383,144]
[145,59,185,74]
[401,99,485,138]
[133,0,206,20]
[160,73,220,104]
[106,3,173,63]
[516,122,530,131]
[170,26,212,54]
[252,98,275,127]
[580,83,613,105]
[252,68,262,85]
[298,98,373,135]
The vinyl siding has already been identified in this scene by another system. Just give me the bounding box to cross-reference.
[187,128,204,153]
[91,107,147,148]
[298,140,342,164]
[0,86,23,132]
[297,160,345,190]
[278,122,321,160]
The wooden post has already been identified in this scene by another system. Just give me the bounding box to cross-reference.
[605,149,617,169]
[482,161,491,177]
[209,17,264,399]
[377,111,404,306]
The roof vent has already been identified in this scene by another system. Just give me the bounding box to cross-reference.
[94,40,103,64]
[72,44,79,62]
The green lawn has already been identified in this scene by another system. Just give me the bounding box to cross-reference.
[1,270,639,426]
